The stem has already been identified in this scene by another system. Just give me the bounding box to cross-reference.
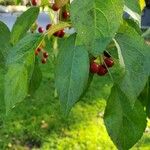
[102,57,114,82]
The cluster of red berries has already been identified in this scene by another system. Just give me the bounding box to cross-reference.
[37,24,65,38]
[51,3,70,19]
[51,4,70,20]
[35,47,49,64]
[31,0,70,19]
[37,22,52,33]
[90,51,114,76]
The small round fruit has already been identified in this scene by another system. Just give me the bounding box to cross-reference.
[35,50,39,56]
[31,0,38,6]
[38,27,44,33]
[97,65,108,76]
[43,52,49,58]
[103,51,111,58]
[58,29,65,38]
[90,62,99,73]
[37,47,42,52]
[41,58,47,64]
[52,3,59,11]
[46,23,52,30]
[104,58,114,68]
[53,29,65,38]
[62,11,70,19]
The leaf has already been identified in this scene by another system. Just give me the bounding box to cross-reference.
[5,34,43,113]
[29,58,42,95]
[55,34,89,115]
[124,19,142,35]
[7,33,43,65]
[0,68,5,101]
[0,21,11,57]
[104,85,147,150]
[124,6,141,23]
[115,23,150,105]
[139,0,145,10]
[5,64,28,113]
[11,7,39,45]
[139,78,150,118]
[124,0,141,14]
[70,0,124,56]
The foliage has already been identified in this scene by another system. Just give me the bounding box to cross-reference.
[0,64,150,150]
[0,0,150,149]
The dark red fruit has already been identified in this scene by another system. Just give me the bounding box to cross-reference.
[38,27,44,33]
[53,29,65,38]
[58,29,65,37]
[37,47,42,52]
[31,0,38,6]
[62,11,70,19]
[104,58,114,68]
[43,52,49,58]
[90,62,99,73]
[46,24,52,30]
[103,51,111,58]
[35,50,39,56]
[97,65,108,76]
[41,58,47,64]
[52,3,59,11]
[53,31,59,36]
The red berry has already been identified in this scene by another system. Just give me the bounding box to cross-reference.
[41,58,47,64]
[31,0,38,6]
[97,65,108,76]
[38,27,44,33]
[90,62,99,73]
[37,47,42,52]
[62,11,70,19]
[43,52,49,58]
[53,29,65,38]
[35,50,39,56]
[46,24,52,30]
[52,3,59,11]
[58,29,65,38]
[104,58,114,68]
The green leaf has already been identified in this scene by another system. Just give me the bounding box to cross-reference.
[55,34,89,115]
[5,64,28,113]
[115,23,150,104]
[124,19,142,35]
[70,0,124,56]
[29,58,42,96]
[0,68,5,102]
[11,7,39,45]
[104,85,147,150]
[7,34,43,65]
[5,33,43,113]
[124,0,141,14]
[0,21,11,57]
[139,77,150,118]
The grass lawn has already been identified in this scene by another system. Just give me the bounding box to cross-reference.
[0,58,150,150]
